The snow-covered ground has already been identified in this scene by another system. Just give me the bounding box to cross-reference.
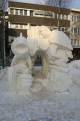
[0,68,80,121]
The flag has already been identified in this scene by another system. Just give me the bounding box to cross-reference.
[2,0,8,11]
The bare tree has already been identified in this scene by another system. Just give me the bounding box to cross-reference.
[45,0,72,8]
[45,0,72,30]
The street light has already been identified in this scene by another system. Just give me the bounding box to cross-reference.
[0,10,7,68]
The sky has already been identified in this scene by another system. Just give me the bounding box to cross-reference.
[13,0,80,9]
[71,0,80,9]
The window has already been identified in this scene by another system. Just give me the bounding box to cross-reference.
[10,8,14,15]
[20,25,23,29]
[27,10,30,16]
[74,28,77,34]
[54,13,57,19]
[66,15,68,20]
[43,11,52,17]
[62,14,64,19]
[15,9,19,15]
[60,14,64,19]
[30,10,33,16]
[24,10,27,16]
[71,27,74,34]
[77,16,79,21]
[64,15,67,20]
[72,15,74,21]
[77,40,79,46]
[15,24,19,29]
[74,16,77,21]
[20,9,23,16]
[52,12,55,18]
[74,39,79,46]
[79,16,80,20]
[77,28,80,35]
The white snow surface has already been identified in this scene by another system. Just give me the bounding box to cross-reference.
[0,67,80,121]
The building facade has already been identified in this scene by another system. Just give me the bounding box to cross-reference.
[6,1,80,62]
[70,9,80,59]
[8,1,70,44]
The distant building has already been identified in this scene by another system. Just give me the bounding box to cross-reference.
[8,1,70,44]
[4,1,80,61]
[70,9,80,59]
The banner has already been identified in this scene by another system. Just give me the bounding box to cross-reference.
[2,0,8,11]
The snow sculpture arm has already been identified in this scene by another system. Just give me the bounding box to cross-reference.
[11,54,32,71]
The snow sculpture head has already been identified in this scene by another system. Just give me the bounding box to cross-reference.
[11,33,28,55]
[11,33,32,70]
[47,30,73,63]
[27,26,52,55]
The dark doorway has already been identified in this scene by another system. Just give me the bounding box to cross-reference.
[34,54,43,66]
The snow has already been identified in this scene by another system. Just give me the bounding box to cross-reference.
[27,26,52,53]
[11,33,28,55]
[50,30,73,50]
[10,25,80,95]
[0,69,80,121]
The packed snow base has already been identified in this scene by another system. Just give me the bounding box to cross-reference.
[0,26,80,120]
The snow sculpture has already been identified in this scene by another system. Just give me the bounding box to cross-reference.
[11,33,28,55]
[45,30,73,92]
[68,60,80,87]
[27,26,52,56]
[8,33,33,94]
[9,26,80,95]
[27,27,74,93]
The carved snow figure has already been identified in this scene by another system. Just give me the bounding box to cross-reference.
[46,30,73,93]
[8,26,80,96]
[27,26,52,56]
[27,26,51,92]
[8,33,33,95]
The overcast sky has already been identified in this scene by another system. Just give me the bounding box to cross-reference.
[14,0,80,9]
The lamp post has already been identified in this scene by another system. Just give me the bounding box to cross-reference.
[57,0,62,30]
[0,10,6,68]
